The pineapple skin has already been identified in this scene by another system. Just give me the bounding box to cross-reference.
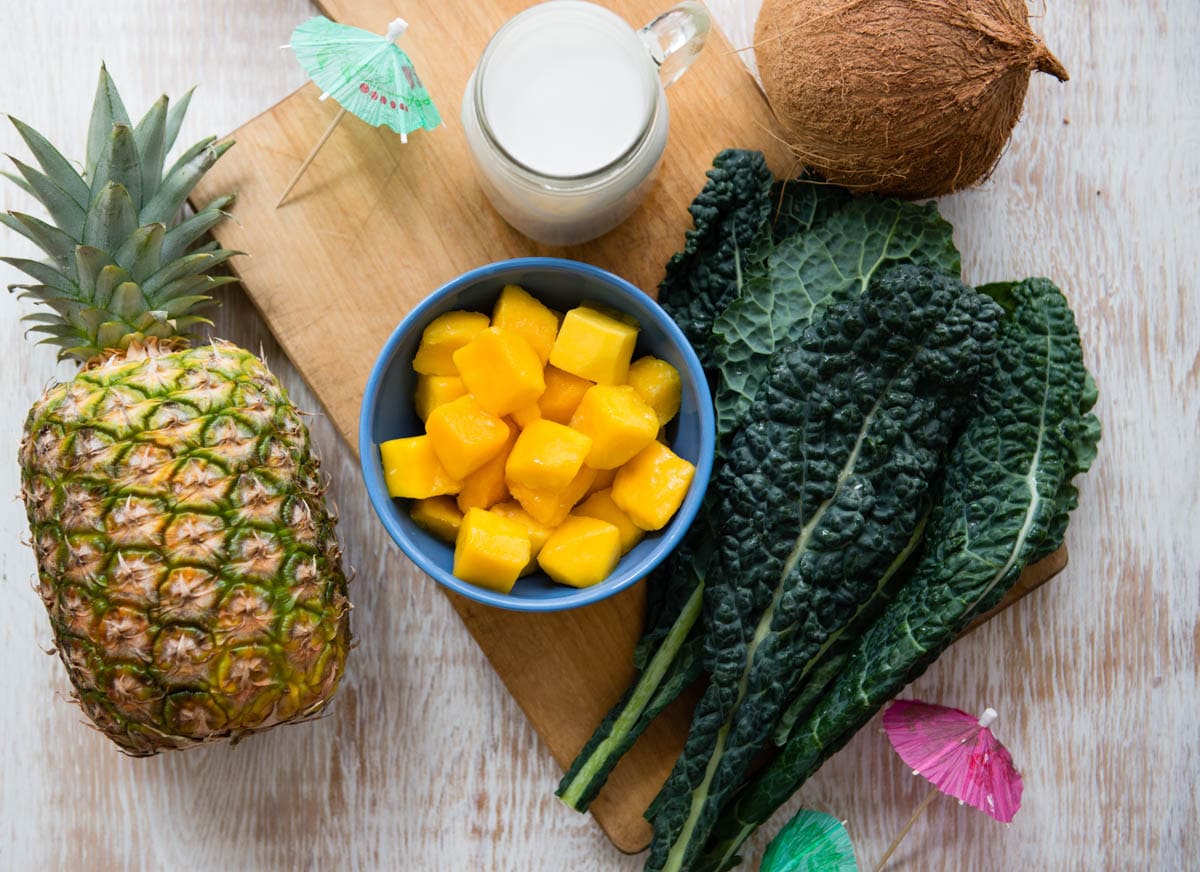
[19,339,351,756]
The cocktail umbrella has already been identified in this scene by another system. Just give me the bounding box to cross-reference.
[760,809,858,872]
[874,699,1023,871]
[278,15,441,206]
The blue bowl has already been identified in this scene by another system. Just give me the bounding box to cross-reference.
[359,257,715,612]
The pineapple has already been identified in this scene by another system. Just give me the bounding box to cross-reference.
[2,67,351,755]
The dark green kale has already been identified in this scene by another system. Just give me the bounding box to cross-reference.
[710,196,960,437]
[697,278,1100,872]
[645,266,1002,872]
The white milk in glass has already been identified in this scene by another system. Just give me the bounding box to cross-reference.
[462,2,706,245]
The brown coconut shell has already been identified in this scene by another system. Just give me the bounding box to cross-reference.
[755,0,1068,198]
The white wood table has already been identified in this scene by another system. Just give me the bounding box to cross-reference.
[0,2,1195,870]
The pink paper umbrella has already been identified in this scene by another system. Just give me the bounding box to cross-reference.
[873,699,1023,870]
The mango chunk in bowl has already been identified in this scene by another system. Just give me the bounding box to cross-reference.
[359,258,715,612]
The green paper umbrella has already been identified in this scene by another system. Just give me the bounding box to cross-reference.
[761,810,859,872]
[278,15,441,205]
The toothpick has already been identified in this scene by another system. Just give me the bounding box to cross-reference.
[276,107,348,208]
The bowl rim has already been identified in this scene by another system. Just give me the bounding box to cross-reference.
[358,256,715,612]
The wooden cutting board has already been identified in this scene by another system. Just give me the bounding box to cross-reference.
[191,0,1066,853]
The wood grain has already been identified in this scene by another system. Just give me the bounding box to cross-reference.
[0,1,1195,871]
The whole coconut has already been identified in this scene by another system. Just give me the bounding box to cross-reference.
[755,0,1068,198]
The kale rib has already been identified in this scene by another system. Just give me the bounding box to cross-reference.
[646,268,1002,872]
[696,278,1101,872]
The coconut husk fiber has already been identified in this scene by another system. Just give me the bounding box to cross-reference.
[755,0,1068,198]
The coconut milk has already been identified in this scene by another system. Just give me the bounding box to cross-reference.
[461,1,708,246]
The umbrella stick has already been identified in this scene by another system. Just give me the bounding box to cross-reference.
[873,787,940,872]
[276,107,348,207]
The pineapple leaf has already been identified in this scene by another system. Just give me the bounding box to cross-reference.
[153,273,237,303]
[94,263,133,309]
[85,64,131,180]
[109,281,151,320]
[0,211,78,276]
[8,116,90,208]
[134,96,168,204]
[161,294,214,317]
[1,170,35,197]
[8,156,87,239]
[0,257,77,296]
[91,124,143,209]
[95,320,130,350]
[82,182,137,251]
[160,196,234,262]
[163,87,195,156]
[141,140,232,227]
[75,245,115,296]
[142,249,235,294]
[171,314,214,332]
[113,223,165,283]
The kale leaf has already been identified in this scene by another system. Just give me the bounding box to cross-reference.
[711,196,960,437]
[645,266,1002,872]
[697,278,1101,872]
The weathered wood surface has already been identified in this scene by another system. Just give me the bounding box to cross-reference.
[0,1,1194,871]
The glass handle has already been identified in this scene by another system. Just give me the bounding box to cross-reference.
[638,1,711,88]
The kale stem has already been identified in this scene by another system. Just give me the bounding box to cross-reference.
[557,582,706,811]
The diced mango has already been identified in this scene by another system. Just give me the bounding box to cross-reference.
[538,365,593,424]
[453,327,546,416]
[491,500,555,575]
[453,508,531,593]
[511,403,541,429]
[456,426,517,512]
[627,356,682,426]
[412,310,489,376]
[425,395,512,481]
[575,489,644,555]
[414,375,467,421]
[549,306,638,384]
[509,465,597,527]
[505,419,593,493]
[537,515,621,588]
[584,465,617,498]
[379,435,461,499]
[569,384,659,469]
[611,441,695,531]
[492,285,559,364]
[409,495,463,544]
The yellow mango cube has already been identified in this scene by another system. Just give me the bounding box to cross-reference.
[569,384,659,469]
[612,441,695,531]
[379,435,461,499]
[456,426,516,512]
[492,284,560,364]
[509,465,597,527]
[412,310,489,376]
[627,356,682,426]
[409,495,463,544]
[425,395,512,481]
[453,508,531,593]
[491,500,555,575]
[511,403,542,429]
[549,306,638,385]
[505,419,593,493]
[584,465,617,498]
[414,375,467,422]
[575,489,644,555]
[453,327,546,416]
[537,515,622,588]
[538,365,594,424]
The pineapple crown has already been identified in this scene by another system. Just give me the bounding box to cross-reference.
[1,64,237,363]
